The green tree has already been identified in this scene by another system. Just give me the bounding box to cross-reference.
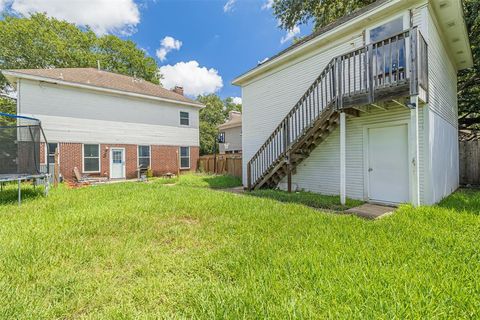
[458,0,479,128]
[0,13,160,91]
[272,0,479,128]
[272,0,374,32]
[197,94,242,155]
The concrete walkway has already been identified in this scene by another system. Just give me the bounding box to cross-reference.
[345,203,396,219]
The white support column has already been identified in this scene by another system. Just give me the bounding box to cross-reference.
[340,112,346,205]
[410,95,420,207]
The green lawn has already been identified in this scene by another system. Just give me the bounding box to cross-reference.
[249,189,364,211]
[0,174,479,319]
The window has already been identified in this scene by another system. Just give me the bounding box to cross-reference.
[368,16,406,80]
[138,145,151,169]
[218,132,225,143]
[179,146,190,169]
[47,143,58,164]
[368,16,404,43]
[180,111,189,126]
[83,144,100,172]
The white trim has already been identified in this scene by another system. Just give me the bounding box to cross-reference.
[82,143,101,173]
[340,112,346,205]
[362,119,411,205]
[179,146,190,169]
[110,147,126,179]
[2,71,205,109]
[137,145,151,169]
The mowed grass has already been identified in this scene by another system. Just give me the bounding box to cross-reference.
[249,189,364,211]
[0,175,479,319]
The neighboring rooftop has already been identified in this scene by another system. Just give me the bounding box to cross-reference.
[2,68,203,107]
[219,111,242,130]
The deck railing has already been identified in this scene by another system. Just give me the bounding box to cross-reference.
[247,28,428,190]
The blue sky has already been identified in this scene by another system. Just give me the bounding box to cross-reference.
[131,0,311,100]
[0,0,313,101]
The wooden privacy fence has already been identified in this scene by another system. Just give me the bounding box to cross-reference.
[459,139,480,186]
[198,154,242,178]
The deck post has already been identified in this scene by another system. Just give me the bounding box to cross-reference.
[410,95,420,207]
[340,112,346,205]
[247,162,252,191]
[286,153,292,193]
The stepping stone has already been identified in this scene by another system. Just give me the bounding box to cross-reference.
[346,203,395,219]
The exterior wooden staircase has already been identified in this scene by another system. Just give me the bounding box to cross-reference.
[247,27,428,191]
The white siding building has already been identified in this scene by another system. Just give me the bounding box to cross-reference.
[3,68,204,181]
[233,0,472,205]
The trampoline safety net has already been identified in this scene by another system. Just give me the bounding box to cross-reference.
[0,114,42,176]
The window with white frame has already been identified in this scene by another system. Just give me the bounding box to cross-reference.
[138,145,151,169]
[83,144,100,172]
[368,16,404,43]
[180,111,190,126]
[47,143,58,164]
[179,146,190,169]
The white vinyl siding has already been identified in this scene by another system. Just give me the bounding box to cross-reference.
[219,126,242,154]
[18,79,200,146]
[281,105,425,203]
[421,6,460,204]
[242,33,364,184]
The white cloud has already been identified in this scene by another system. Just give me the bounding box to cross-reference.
[280,25,300,44]
[261,0,274,10]
[232,97,242,105]
[223,0,236,12]
[159,61,223,97]
[156,36,182,62]
[7,0,140,35]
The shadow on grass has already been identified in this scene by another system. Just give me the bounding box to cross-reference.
[176,174,243,189]
[437,188,480,214]
[248,189,364,211]
[0,184,45,205]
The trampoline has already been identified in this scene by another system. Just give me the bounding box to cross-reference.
[0,112,51,205]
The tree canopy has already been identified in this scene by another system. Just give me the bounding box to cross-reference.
[197,94,241,155]
[272,0,479,128]
[0,13,160,89]
[0,13,161,115]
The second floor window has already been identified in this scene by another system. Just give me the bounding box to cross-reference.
[180,111,189,126]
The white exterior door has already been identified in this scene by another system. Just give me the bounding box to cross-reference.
[110,148,125,179]
[367,124,409,204]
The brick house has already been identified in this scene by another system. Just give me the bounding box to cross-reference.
[3,68,203,181]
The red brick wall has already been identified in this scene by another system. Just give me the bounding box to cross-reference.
[52,142,198,181]
[59,143,83,181]
[40,143,46,164]
[100,144,138,179]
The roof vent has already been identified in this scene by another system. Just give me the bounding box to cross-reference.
[58,73,63,80]
[452,38,460,43]
[446,21,456,28]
